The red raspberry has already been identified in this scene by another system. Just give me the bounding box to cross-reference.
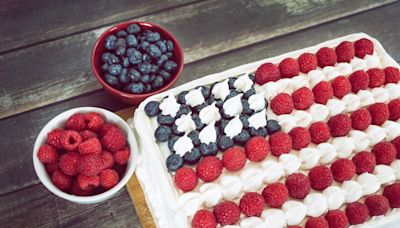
[298,53,318,73]
[350,108,372,131]
[100,168,120,189]
[279,58,299,78]
[101,126,126,152]
[269,131,292,156]
[59,152,80,176]
[330,158,356,182]
[285,173,310,199]
[328,114,352,137]
[331,76,351,99]
[196,157,223,182]
[367,68,385,88]
[305,216,329,228]
[52,169,72,190]
[368,103,389,125]
[77,154,103,176]
[391,136,400,158]
[192,210,217,228]
[292,87,314,110]
[37,144,58,163]
[352,151,376,174]
[61,130,82,151]
[308,165,333,191]
[262,182,288,208]
[213,201,240,225]
[78,138,102,155]
[312,81,333,104]
[349,70,369,93]
[84,112,104,131]
[309,122,331,144]
[325,210,349,228]
[384,66,400,84]
[289,127,311,150]
[79,130,98,140]
[346,202,369,225]
[239,192,265,217]
[388,99,400,121]
[255,63,281,85]
[46,128,65,150]
[354,38,374,58]
[98,123,117,138]
[66,113,86,131]
[45,162,58,175]
[71,181,93,196]
[383,183,400,208]
[335,41,355,63]
[244,136,270,161]
[174,167,198,192]
[114,147,130,165]
[101,151,114,169]
[270,93,294,115]
[365,195,390,216]
[77,174,100,191]
[222,147,246,171]
[371,142,396,165]
[316,47,337,67]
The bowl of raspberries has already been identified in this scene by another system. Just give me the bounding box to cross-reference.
[91,21,183,105]
[32,107,137,204]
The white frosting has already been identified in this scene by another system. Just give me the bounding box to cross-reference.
[317,143,337,164]
[223,94,243,117]
[291,75,309,90]
[382,121,400,141]
[262,209,286,228]
[391,160,400,179]
[292,110,312,127]
[308,70,324,87]
[374,165,396,184]
[211,79,230,101]
[248,92,265,112]
[262,83,278,100]
[371,87,390,103]
[277,114,296,132]
[240,217,265,228]
[323,66,341,81]
[159,94,180,117]
[342,94,361,112]
[279,154,301,175]
[199,121,217,144]
[366,125,386,145]
[178,193,202,216]
[219,175,243,201]
[199,183,223,208]
[299,148,320,169]
[234,74,254,93]
[327,99,345,116]
[199,102,221,125]
[331,137,354,158]
[261,160,285,183]
[239,168,264,192]
[323,186,345,210]
[175,113,196,133]
[365,54,381,68]
[185,88,205,107]
[304,193,328,217]
[341,180,363,203]
[224,116,243,138]
[275,79,294,94]
[174,135,194,157]
[357,90,375,107]
[357,173,381,195]
[385,83,400,99]
[248,109,267,130]
[282,201,307,226]
[350,57,367,71]
[349,130,370,151]
[337,62,353,75]
[309,104,330,122]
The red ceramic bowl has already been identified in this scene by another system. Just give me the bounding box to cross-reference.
[91,21,183,105]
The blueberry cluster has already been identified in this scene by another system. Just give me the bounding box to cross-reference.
[100,23,178,94]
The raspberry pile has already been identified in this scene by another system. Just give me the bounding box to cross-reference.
[37,112,130,196]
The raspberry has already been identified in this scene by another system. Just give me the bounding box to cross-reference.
[349,70,369,93]
[316,47,337,67]
[98,123,117,138]
[383,183,400,208]
[222,147,246,171]
[101,126,126,152]
[388,99,400,121]
[289,127,311,150]
[325,210,349,228]
[368,103,389,126]
[113,147,130,165]
[37,144,58,163]
[239,192,265,217]
[192,210,217,228]
[354,38,374,58]
[100,168,120,189]
[345,202,369,225]
[61,130,82,151]
[297,53,318,73]
[270,93,294,115]
[391,136,400,158]
[292,87,314,110]
[84,112,104,131]
[255,63,281,85]
[269,131,292,156]
[196,157,223,182]
[352,151,376,174]
[77,174,100,191]
[262,182,288,208]
[45,162,58,175]
[367,68,385,88]
[365,195,389,216]
[71,181,93,196]
[309,122,331,144]
[279,58,299,78]
[312,81,333,104]
[285,173,310,199]
[77,154,103,176]
[59,152,80,176]
[101,151,114,169]
[66,113,86,131]
[330,158,356,182]
[331,76,351,98]
[335,41,355,63]
[78,138,102,155]
[327,114,352,137]
[52,169,72,190]
[79,130,98,140]
[350,108,372,131]
[371,142,396,165]
[308,165,333,191]
[46,128,65,150]
[384,66,400,84]
[213,201,240,225]
[305,216,329,228]
[244,136,270,161]
[174,167,198,192]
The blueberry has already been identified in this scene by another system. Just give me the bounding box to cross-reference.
[140,41,150,50]
[217,136,234,151]
[198,86,211,98]
[192,114,205,130]
[151,64,159,73]
[240,114,250,128]
[215,99,224,109]
[149,74,156,82]
[157,114,174,125]
[226,90,239,100]
[105,35,117,50]
[241,100,253,115]
[116,46,126,56]
[220,108,233,120]
[243,88,256,99]
[119,68,130,84]
[228,77,236,89]
[166,40,174,52]
[104,74,119,87]
[129,82,145,94]
[168,136,179,153]
[144,101,160,117]
[188,130,201,146]
[142,53,152,63]
[107,54,120,64]
[183,148,201,165]
[116,38,127,47]
[101,63,109,71]
[155,125,172,142]
[101,52,111,62]
[146,32,161,42]
[157,55,169,67]
[152,76,164,89]
[177,91,188,104]
[108,64,122,75]
[147,44,162,59]
[248,74,255,81]
[166,52,173,58]
[266,120,281,135]
[140,74,151,84]
[166,154,183,172]
[164,60,178,72]
[193,103,207,113]
[127,23,141,34]
[176,105,191,118]
[156,40,167,53]
[219,119,230,131]
[172,124,184,136]
[138,62,152,74]
[199,143,218,156]
[249,127,267,137]
[128,68,141,82]
[233,130,250,145]
[144,84,152,93]
[127,49,142,65]
[160,70,172,81]
[117,30,128,37]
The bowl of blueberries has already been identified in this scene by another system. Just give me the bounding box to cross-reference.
[91,21,183,105]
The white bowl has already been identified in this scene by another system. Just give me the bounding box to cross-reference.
[33,107,138,204]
